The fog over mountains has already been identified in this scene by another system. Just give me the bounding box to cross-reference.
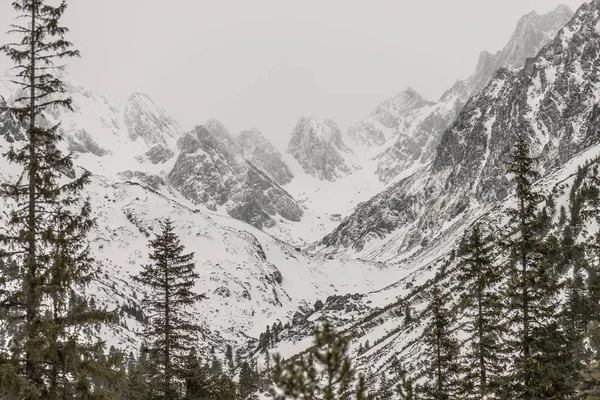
[5,2,600,396]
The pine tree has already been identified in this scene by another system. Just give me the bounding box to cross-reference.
[501,134,576,398]
[271,321,373,400]
[0,1,110,398]
[123,351,150,400]
[378,373,394,399]
[239,361,259,399]
[418,285,462,400]
[182,349,211,400]
[135,218,205,399]
[457,225,505,399]
[225,344,233,370]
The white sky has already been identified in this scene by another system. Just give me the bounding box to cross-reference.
[0,0,588,150]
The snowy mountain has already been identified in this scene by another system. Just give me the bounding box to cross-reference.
[281,5,574,219]
[319,1,598,263]
[237,128,294,186]
[1,2,595,395]
[0,88,396,363]
[362,5,575,183]
[167,122,304,229]
[286,117,356,181]
[262,3,600,384]
[271,137,600,389]
[123,92,185,164]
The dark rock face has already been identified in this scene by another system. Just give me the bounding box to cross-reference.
[123,92,183,163]
[0,96,23,143]
[320,2,600,257]
[117,170,168,192]
[350,6,574,183]
[67,129,108,156]
[287,117,354,181]
[168,122,304,229]
[237,128,294,185]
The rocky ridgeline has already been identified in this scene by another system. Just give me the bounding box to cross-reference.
[287,117,355,181]
[168,121,303,228]
[237,128,294,185]
[319,1,600,260]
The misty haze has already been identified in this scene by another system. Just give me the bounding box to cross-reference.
[1,1,600,399]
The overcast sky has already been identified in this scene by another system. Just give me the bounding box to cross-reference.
[0,0,588,150]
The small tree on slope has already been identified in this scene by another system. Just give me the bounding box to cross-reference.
[418,285,462,400]
[457,225,505,399]
[500,134,576,399]
[271,321,373,400]
[135,218,205,399]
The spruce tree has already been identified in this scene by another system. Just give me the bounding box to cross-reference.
[239,361,259,399]
[0,1,110,398]
[457,225,504,399]
[271,321,373,400]
[135,218,205,399]
[501,134,576,398]
[418,285,462,400]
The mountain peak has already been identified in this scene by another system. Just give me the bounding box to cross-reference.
[403,87,420,97]
[204,118,233,140]
[237,128,294,185]
[123,92,184,163]
[287,117,354,181]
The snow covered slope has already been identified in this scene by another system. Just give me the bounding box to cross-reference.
[319,1,599,264]
[0,101,402,362]
[266,112,600,390]
[279,5,573,219]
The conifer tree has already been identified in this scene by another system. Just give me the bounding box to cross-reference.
[418,285,462,400]
[123,351,150,400]
[271,321,373,400]
[378,373,394,399]
[396,375,418,400]
[135,218,205,399]
[239,361,259,399]
[501,134,576,398]
[0,1,111,398]
[457,225,505,399]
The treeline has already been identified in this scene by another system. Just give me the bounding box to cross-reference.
[385,136,600,400]
[5,1,600,400]
[0,1,262,399]
[269,134,600,400]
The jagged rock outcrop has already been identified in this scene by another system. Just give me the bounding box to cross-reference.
[168,122,304,228]
[320,1,599,259]
[352,5,574,182]
[287,117,354,181]
[237,128,294,185]
[468,5,574,92]
[0,95,22,143]
[347,88,434,150]
[123,92,184,163]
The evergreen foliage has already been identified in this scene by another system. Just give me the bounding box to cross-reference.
[0,1,114,398]
[500,134,576,398]
[456,225,505,398]
[135,219,205,399]
[271,321,373,400]
[418,285,462,400]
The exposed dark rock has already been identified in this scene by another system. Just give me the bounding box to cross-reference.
[237,128,294,185]
[168,122,304,229]
[287,117,354,181]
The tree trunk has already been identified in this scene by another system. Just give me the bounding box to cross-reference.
[477,276,486,399]
[25,1,38,389]
[520,197,530,398]
[164,253,171,400]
